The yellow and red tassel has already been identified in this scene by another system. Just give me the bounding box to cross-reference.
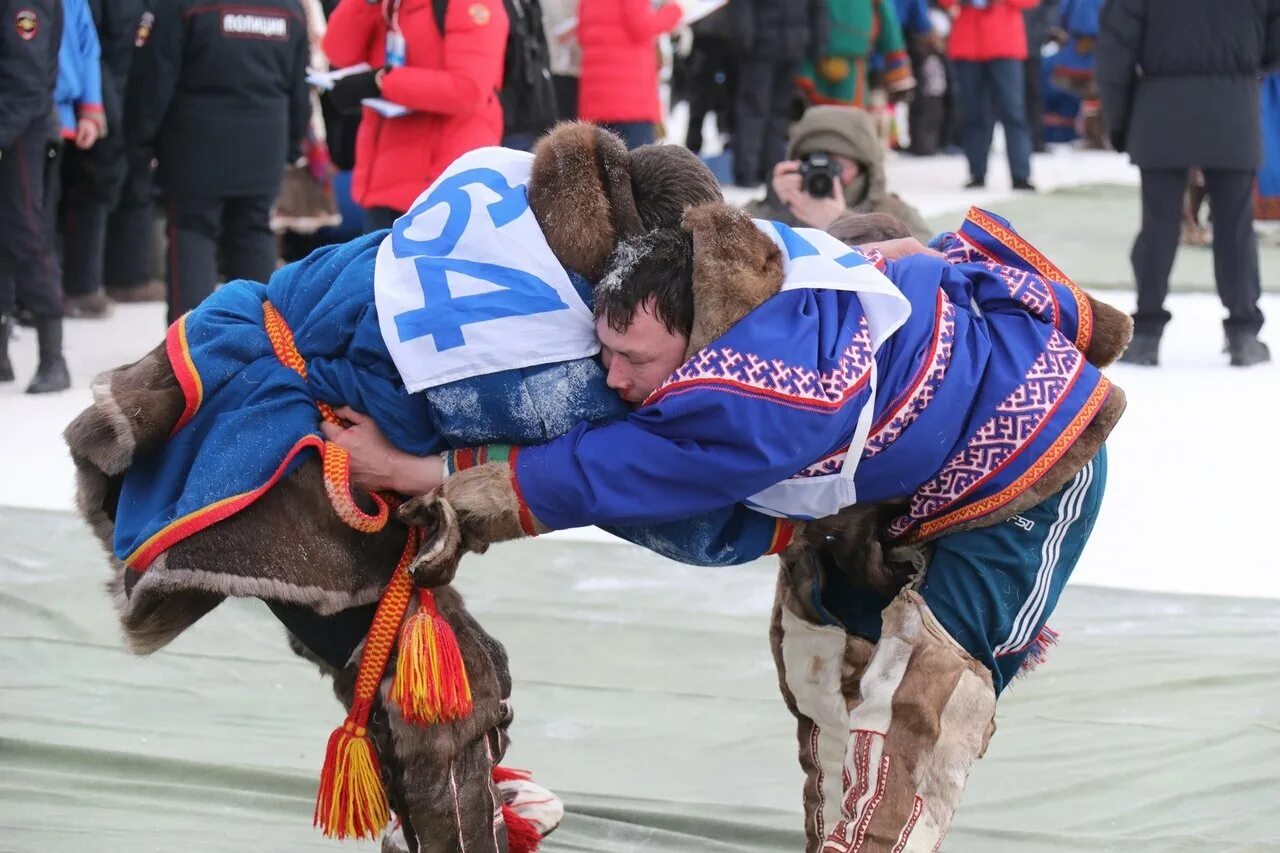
[392,587,474,724]
[314,704,389,840]
[314,532,416,840]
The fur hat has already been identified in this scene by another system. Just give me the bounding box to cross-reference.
[527,122,723,281]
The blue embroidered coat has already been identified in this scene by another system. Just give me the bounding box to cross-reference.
[512,211,1114,543]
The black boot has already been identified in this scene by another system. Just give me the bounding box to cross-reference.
[1227,331,1271,367]
[0,314,13,382]
[26,315,71,394]
[1119,330,1161,366]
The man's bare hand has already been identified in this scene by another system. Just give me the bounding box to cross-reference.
[319,405,444,495]
[860,237,944,261]
[772,160,847,229]
[74,117,100,150]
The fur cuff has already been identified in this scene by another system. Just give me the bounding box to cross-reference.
[399,451,547,587]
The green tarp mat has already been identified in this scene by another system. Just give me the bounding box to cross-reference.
[2,507,1279,852]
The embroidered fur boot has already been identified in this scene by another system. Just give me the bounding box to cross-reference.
[820,590,996,853]
[771,553,877,853]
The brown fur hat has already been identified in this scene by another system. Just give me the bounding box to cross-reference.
[527,122,724,281]
[681,203,786,356]
[627,143,723,231]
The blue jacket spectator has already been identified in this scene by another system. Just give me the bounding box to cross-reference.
[54,0,102,139]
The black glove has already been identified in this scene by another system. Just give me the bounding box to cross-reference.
[327,69,382,115]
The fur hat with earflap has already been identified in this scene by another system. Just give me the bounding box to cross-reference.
[525,122,727,282]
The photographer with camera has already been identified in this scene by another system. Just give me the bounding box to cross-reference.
[744,104,932,241]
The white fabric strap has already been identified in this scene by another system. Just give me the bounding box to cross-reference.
[745,221,911,520]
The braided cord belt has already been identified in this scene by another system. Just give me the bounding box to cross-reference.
[260,300,470,840]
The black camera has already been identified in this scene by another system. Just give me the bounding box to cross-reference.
[799,152,842,199]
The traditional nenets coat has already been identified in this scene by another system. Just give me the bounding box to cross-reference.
[403,204,1132,851]
[63,125,794,853]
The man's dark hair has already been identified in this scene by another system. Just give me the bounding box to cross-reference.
[595,227,696,338]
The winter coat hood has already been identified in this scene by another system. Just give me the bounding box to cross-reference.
[787,105,889,211]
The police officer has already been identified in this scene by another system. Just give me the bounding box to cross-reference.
[57,0,148,317]
[0,0,72,393]
[127,0,310,324]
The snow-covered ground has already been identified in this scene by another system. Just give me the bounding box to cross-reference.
[4,146,1276,601]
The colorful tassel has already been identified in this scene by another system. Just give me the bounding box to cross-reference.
[1015,625,1061,679]
[502,803,543,853]
[314,533,417,840]
[314,705,389,840]
[393,587,473,724]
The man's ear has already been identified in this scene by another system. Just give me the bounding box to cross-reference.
[682,203,785,356]
[528,122,644,282]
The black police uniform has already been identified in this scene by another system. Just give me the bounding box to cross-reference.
[0,0,62,320]
[0,0,70,391]
[59,0,148,300]
[127,0,309,323]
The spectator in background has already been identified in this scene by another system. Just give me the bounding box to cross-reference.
[1050,0,1104,149]
[128,0,310,324]
[1021,0,1057,153]
[102,5,167,307]
[942,0,1039,191]
[798,0,910,115]
[745,104,932,241]
[728,0,827,186]
[894,0,948,155]
[1260,72,1280,224]
[324,0,508,230]
[1,0,70,393]
[497,0,559,151]
[1098,0,1277,368]
[681,4,735,156]
[542,0,581,120]
[576,0,690,149]
[57,0,146,318]
[44,0,103,324]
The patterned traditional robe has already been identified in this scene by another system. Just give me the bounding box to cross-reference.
[510,211,1113,545]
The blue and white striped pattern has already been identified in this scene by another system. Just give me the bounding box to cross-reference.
[993,458,1096,657]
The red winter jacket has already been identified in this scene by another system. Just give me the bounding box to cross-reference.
[940,0,1038,62]
[323,0,509,212]
[577,0,683,123]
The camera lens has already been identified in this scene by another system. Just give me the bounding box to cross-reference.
[807,173,833,198]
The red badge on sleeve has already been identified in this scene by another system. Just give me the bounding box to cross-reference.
[15,9,38,40]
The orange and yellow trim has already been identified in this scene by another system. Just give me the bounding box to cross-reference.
[766,520,796,555]
[903,378,1112,543]
[125,433,325,571]
[964,207,1095,355]
[166,312,203,437]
